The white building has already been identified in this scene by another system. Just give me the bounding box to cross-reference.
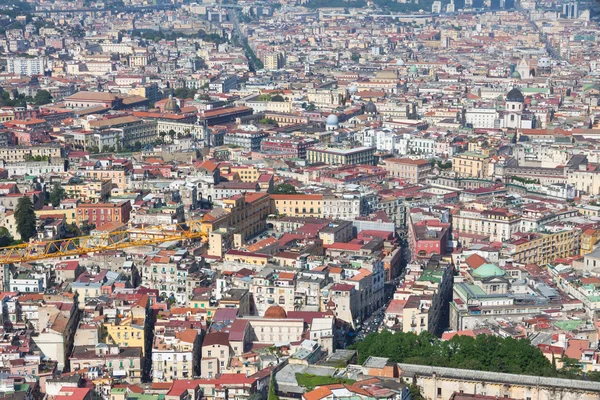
[466,108,498,129]
[7,56,48,76]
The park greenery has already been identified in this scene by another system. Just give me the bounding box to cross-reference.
[49,182,66,207]
[511,175,540,185]
[272,183,298,194]
[295,373,355,391]
[351,331,600,382]
[131,28,227,44]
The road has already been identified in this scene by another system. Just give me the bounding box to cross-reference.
[227,8,259,73]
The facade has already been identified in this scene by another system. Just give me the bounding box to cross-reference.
[76,201,132,226]
[307,146,376,166]
[7,56,48,76]
[454,207,520,242]
[384,158,433,183]
[452,152,490,178]
[270,194,323,218]
[224,131,269,152]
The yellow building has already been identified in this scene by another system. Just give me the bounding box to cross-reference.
[202,192,270,240]
[224,250,269,266]
[84,169,128,190]
[581,229,599,256]
[35,208,78,225]
[229,165,260,182]
[452,152,490,178]
[270,194,323,217]
[505,228,581,265]
[63,179,112,202]
[103,297,148,354]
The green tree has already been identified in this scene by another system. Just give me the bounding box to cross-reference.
[351,53,360,63]
[273,183,297,194]
[15,197,36,242]
[0,227,13,247]
[49,182,66,207]
[271,94,285,102]
[306,102,317,111]
[88,145,99,154]
[33,89,52,105]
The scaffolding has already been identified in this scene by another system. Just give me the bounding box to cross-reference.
[0,219,208,264]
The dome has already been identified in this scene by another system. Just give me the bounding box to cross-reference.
[164,94,180,113]
[326,114,339,126]
[365,100,377,114]
[510,71,521,79]
[409,65,418,73]
[396,58,405,66]
[473,263,506,278]
[264,305,287,319]
[506,88,525,103]
[348,85,358,94]
[531,98,539,106]
[538,57,551,68]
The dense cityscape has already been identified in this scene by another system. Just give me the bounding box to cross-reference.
[0,0,598,399]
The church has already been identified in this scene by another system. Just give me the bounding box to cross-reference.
[501,88,536,129]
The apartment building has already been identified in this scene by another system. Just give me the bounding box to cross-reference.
[0,146,62,162]
[307,146,376,166]
[383,158,433,183]
[452,152,491,178]
[270,194,323,218]
[63,179,112,202]
[504,228,581,265]
[83,168,128,190]
[76,201,132,226]
[454,207,521,242]
[152,328,200,382]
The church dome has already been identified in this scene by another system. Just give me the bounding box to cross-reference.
[348,85,358,94]
[531,99,539,106]
[473,263,506,279]
[396,58,405,66]
[510,71,521,79]
[164,94,180,113]
[538,57,551,68]
[365,100,377,114]
[326,114,339,126]
[409,65,418,73]
[506,88,525,103]
[264,305,287,319]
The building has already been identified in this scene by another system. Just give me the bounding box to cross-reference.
[7,56,48,76]
[263,52,284,70]
[224,131,268,152]
[454,207,520,243]
[452,152,491,178]
[260,136,318,159]
[76,201,132,226]
[64,92,124,109]
[270,194,323,218]
[384,158,433,183]
[70,345,143,383]
[307,146,376,166]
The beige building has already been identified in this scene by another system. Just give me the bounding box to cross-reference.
[270,194,323,218]
[398,363,600,400]
[0,146,62,162]
[454,207,521,243]
[152,328,200,382]
[307,146,376,166]
[70,344,143,383]
[383,158,432,183]
[504,228,581,265]
[63,179,112,202]
[452,152,490,178]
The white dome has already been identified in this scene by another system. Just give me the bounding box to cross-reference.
[538,58,551,68]
[396,58,405,66]
[326,114,339,125]
[348,85,358,93]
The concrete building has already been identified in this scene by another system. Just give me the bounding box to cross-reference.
[307,146,376,166]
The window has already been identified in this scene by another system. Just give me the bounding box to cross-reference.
[437,388,442,397]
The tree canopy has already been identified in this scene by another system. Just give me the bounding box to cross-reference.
[49,182,66,207]
[351,331,556,377]
[15,197,36,242]
[273,183,297,194]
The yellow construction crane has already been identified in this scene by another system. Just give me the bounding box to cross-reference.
[0,219,208,264]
